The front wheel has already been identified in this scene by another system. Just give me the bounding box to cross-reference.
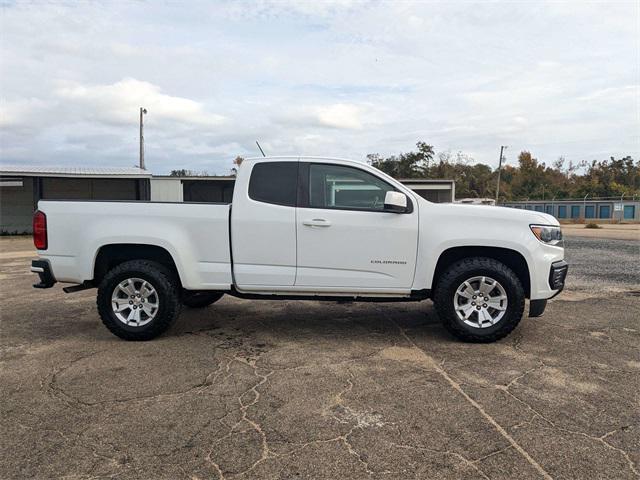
[433,257,525,343]
[97,260,181,341]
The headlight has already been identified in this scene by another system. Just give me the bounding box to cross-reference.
[530,224,563,246]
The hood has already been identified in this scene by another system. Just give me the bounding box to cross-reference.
[429,203,559,226]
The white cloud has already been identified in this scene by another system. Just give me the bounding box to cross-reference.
[577,85,637,102]
[315,103,364,130]
[0,0,637,174]
[273,103,366,130]
[0,98,51,129]
[55,78,226,127]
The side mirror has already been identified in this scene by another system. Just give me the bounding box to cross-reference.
[384,191,408,213]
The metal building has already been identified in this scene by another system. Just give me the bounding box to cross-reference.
[0,166,151,234]
[1,165,455,234]
[150,176,455,204]
[150,176,235,203]
[398,179,455,203]
[502,198,639,222]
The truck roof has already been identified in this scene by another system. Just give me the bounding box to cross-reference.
[243,155,362,164]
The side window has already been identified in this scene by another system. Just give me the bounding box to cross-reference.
[309,164,395,211]
[248,162,298,207]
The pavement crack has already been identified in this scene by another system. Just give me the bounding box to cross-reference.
[549,424,639,477]
[210,356,276,478]
[341,426,377,476]
[281,427,382,476]
[45,350,107,410]
[497,370,639,477]
[383,312,554,480]
[205,452,226,480]
[48,356,229,408]
[498,363,545,391]
[390,442,491,480]
[262,348,388,374]
[472,444,515,464]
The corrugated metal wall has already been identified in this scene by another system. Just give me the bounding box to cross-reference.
[41,178,140,200]
[0,179,34,233]
[1,177,149,234]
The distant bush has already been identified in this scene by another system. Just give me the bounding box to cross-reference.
[585,223,601,229]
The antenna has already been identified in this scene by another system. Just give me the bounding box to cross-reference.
[256,141,266,157]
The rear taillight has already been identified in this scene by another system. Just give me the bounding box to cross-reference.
[33,210,47,250]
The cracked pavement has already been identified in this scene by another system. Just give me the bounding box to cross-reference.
[1,235,639,479]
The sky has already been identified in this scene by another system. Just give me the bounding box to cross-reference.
[1,0,638,175]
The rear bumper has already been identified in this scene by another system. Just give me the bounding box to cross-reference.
[31,259,56,289]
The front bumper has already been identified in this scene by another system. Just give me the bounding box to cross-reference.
[548,259,568,296]
[31,259,56,289]
[528,260,569,317]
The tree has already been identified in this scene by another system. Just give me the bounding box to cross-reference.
[367,142,435,178]
[231,156,244,176]
[169,169,210,176]
[366,142,639,201]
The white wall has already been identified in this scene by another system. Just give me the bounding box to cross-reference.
[150,178,183,202]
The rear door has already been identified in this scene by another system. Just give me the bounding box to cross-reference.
[295,162,419,291]
[231,160,298,287]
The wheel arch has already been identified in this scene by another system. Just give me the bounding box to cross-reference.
[432,246,531,298]
[93,244,182,286]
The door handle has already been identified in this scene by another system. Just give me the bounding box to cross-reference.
[303,218,331,227]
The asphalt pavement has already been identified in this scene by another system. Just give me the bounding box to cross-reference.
[1,235,638,479]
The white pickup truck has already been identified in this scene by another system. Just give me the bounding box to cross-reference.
[31,156,568,342]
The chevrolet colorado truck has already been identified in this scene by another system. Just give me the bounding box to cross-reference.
[31,156,568,342]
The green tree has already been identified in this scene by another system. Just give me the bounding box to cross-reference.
[367,142,435,178]
[366,142,639,202]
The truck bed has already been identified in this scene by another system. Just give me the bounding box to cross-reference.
[37,200,233,289]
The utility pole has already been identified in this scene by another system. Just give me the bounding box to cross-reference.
[139,107,147,170]
[495,146,507,203]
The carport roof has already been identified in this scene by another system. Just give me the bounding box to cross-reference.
[0,165,151,178]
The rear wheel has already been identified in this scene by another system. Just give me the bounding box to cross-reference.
[97,260,181,341]
[433,257,525,343]
[182,291,224,308]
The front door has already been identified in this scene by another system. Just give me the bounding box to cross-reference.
[295,162,419,291]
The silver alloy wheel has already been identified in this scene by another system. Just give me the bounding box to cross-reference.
[453,276,508,328]
[111,277,159,327]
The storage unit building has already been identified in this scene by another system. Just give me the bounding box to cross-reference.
[150,176,235,203]
[502,199,639,222]
[0,166,151,234]
[398,179,455,203]
[150,176,455,204]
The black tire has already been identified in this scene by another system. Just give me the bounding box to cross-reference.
[97,260,181,341]
[182,291,224,308]
[433,257,525,343]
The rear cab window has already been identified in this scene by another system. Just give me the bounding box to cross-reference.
[248,161,298,207]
